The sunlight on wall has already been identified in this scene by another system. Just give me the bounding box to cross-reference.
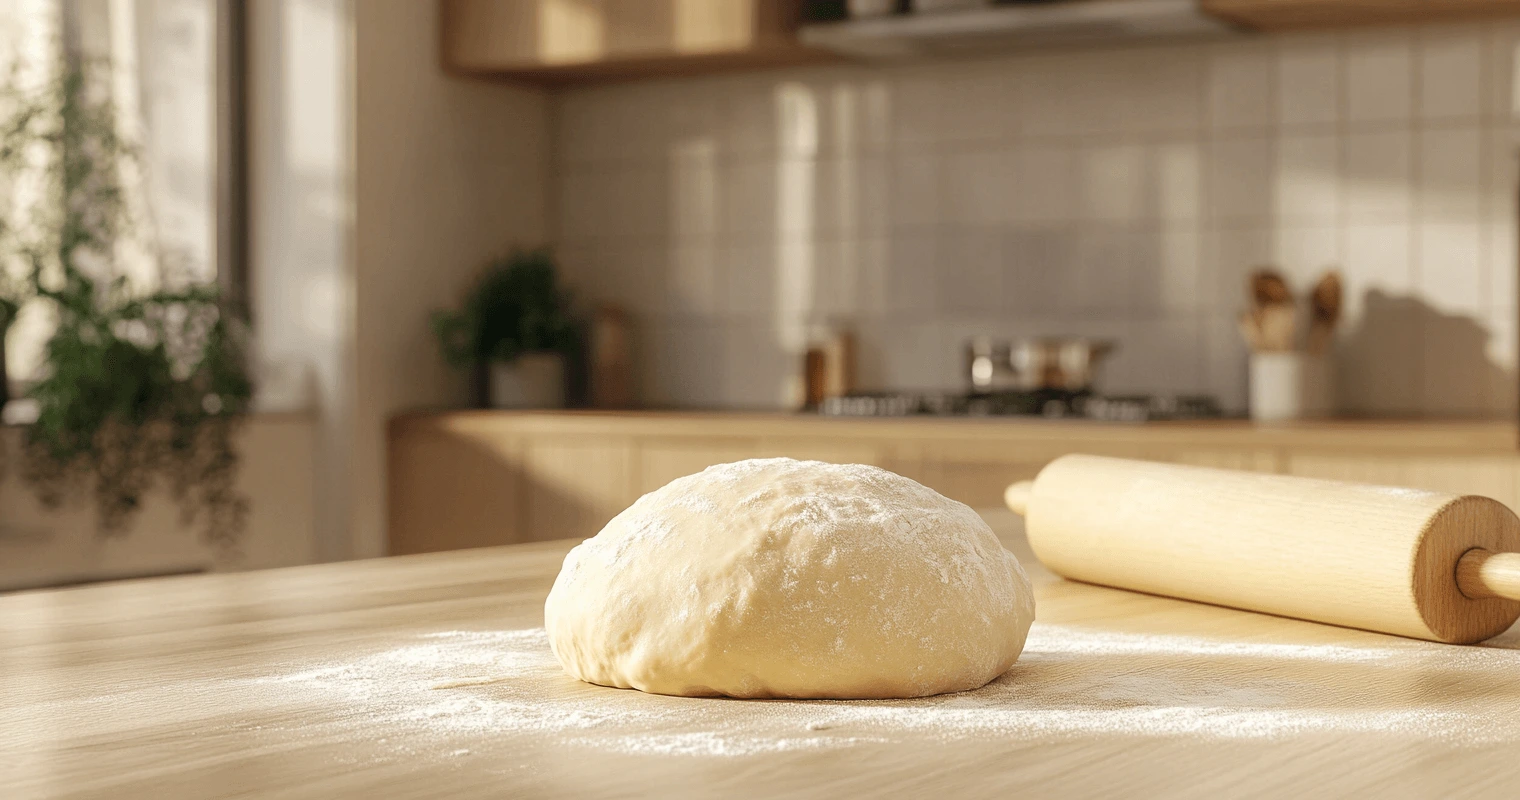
[817,80,890,323]
[669,137,719,315]
[285,0,342,174]
[773,82,817,408]
[278,0,351,356]
[249,0,353,561]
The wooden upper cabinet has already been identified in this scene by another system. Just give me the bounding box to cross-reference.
[441,0,828,83]
[1202,0,1520,30]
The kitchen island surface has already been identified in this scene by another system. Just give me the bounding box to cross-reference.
[4,531,1520,799]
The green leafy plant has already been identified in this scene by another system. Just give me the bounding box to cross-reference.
[0,59,252,546]
[432,249,580,368]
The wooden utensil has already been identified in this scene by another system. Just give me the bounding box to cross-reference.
[590,304,634,409]
[1257,303,1298,352]
[1005,455,1520,644]
[1250,268,1293,306]
[1243,267,1298,352]
[1306,270,1342,355]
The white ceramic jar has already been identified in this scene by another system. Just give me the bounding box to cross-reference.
[489,352,567,409]
[1249,352,1331,422]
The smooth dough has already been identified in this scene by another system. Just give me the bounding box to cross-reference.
[543,458,1035,699]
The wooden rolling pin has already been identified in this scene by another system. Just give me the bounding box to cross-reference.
[1004,455,1520,643]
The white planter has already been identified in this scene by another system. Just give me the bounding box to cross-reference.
[849,0,898,17]
[911,0,990,13]
[1250,352,1331,423]
[489,352,566,410]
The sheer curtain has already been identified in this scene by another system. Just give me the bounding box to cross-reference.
[0,0,217,385]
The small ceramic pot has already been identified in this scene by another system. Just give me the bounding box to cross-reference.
[489,352,567,410]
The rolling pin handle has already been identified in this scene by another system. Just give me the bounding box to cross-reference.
[1455,549,1520,602]
[1004,481,1034,517]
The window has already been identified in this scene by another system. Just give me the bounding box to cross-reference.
[0,0,241,385]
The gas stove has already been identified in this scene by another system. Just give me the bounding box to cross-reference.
[817,390,1223,423]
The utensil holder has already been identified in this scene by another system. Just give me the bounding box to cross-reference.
[1249,352,1331,422]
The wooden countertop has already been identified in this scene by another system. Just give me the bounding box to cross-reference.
[394,410,1520,455]
[6,527,1520,798]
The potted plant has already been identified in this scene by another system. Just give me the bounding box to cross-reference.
[432,250,580,409]
[0,60,252,545]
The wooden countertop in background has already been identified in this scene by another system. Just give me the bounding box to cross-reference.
[388,411,1520,554]
[6,529,1520,798]
[394,410,1520,455]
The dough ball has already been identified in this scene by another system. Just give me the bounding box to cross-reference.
[543,458,1035,699]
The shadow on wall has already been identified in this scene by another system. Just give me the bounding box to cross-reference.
[1336,290,1514,417]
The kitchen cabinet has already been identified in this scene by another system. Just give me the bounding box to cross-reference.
[388,411,1520,554]
[522,437,637,542]
[442,0,827,84]
[637,440,759,494]
[1201,0,1520,30]
[389,421,526,555]
[891,438,1111,509]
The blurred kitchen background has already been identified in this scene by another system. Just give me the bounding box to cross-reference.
[4,0,1520,588]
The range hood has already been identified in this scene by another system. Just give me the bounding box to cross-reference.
[799,0,1244,59]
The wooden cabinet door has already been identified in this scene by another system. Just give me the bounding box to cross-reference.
[523,438,637,542]
[895,441,1083,511]
[636,440,759,495]
[389,424,526,554]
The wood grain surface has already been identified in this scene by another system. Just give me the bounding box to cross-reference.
[5,524,1520,799]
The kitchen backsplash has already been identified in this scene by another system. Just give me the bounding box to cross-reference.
[550,21,1520,416]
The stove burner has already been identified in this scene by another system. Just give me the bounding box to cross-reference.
[818,392,1222,422]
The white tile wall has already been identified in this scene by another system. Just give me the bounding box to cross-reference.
[550,21,1520,416]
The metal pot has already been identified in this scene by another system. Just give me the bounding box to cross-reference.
[966,337,1116,393]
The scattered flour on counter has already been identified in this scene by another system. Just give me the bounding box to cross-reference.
[247,623,1520,758]
[584,731,889,757]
